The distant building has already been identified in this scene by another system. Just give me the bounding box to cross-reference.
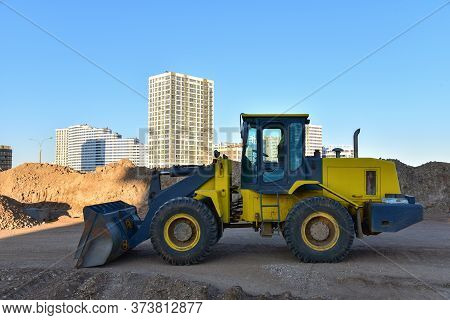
[214,142,242,162]
[55,125,145,172]
[305,124,323,157]
[148,71,214,168]
[55,128,69,166]
[323,145,354,158]
[0,145,12,171]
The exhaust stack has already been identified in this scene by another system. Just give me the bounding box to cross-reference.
[353,129,360,158]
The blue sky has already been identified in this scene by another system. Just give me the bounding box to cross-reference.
[0,0,449,166]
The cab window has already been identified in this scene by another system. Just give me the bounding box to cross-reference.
[242,125,258,184]
[262,128,285,183]
[289,123,303,171]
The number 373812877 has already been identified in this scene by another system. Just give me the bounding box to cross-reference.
[130,301,203,314]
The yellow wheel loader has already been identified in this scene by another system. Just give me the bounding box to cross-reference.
[75,114,423,267]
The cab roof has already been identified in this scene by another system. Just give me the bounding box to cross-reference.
[241,113,309,119]
[241,113,309,123]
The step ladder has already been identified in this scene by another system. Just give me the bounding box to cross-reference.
[259,192,281,235]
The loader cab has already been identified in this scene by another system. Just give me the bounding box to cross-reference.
[240,114,310,193]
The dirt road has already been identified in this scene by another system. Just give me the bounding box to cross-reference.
[0,217,449,299]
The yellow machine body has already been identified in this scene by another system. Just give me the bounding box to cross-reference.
[195,157,401,225]
[194,158,232,223]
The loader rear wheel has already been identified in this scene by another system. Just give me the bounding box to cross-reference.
[284,197,355,263]
[150,197,218,265]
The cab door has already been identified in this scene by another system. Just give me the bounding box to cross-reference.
[261,126,286,184]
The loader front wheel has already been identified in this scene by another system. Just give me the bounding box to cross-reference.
[150,197,218,265]
[284,197,355,263]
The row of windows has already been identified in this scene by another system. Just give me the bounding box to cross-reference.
[149,95,213,100]
[149,98,212,104]
[150,78,211,86]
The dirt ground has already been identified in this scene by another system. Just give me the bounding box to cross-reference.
[0,217,448,300]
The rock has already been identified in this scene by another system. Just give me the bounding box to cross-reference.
[222,286,246,299]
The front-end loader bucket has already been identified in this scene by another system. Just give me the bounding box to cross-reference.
[75,201,141,268]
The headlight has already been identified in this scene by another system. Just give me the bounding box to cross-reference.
[382,197,409,204]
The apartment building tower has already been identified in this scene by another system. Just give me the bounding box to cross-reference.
[56,125,145,172]
[305,124,323,157]
[148,72,214,168]
[55,128,69,166]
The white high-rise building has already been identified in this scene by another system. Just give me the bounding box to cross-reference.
[305,124,323,157]
[55,125,145,171]
[148,71,214,168]
[323,145,354,158]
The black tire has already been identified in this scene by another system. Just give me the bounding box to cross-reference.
[284,197,355,263]
[214,219,223,244]
[150,197,218,265]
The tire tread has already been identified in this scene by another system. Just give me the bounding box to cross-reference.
[150,197,218,265]
[284,196,355,263]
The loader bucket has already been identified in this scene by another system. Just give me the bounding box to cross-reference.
[75,201,141,268]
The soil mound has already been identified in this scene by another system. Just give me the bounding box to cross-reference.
[393,160,449,218]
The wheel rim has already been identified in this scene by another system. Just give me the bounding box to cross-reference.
[301,212,340,251]
[164,213,201,251]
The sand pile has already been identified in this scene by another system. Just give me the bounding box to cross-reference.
[0,160,179,219]
[0,195,39,230]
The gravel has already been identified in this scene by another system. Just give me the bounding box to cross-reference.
[0,195,39,230]
[0,268,296,300]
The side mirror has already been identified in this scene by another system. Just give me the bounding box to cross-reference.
[214,150,220,158]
